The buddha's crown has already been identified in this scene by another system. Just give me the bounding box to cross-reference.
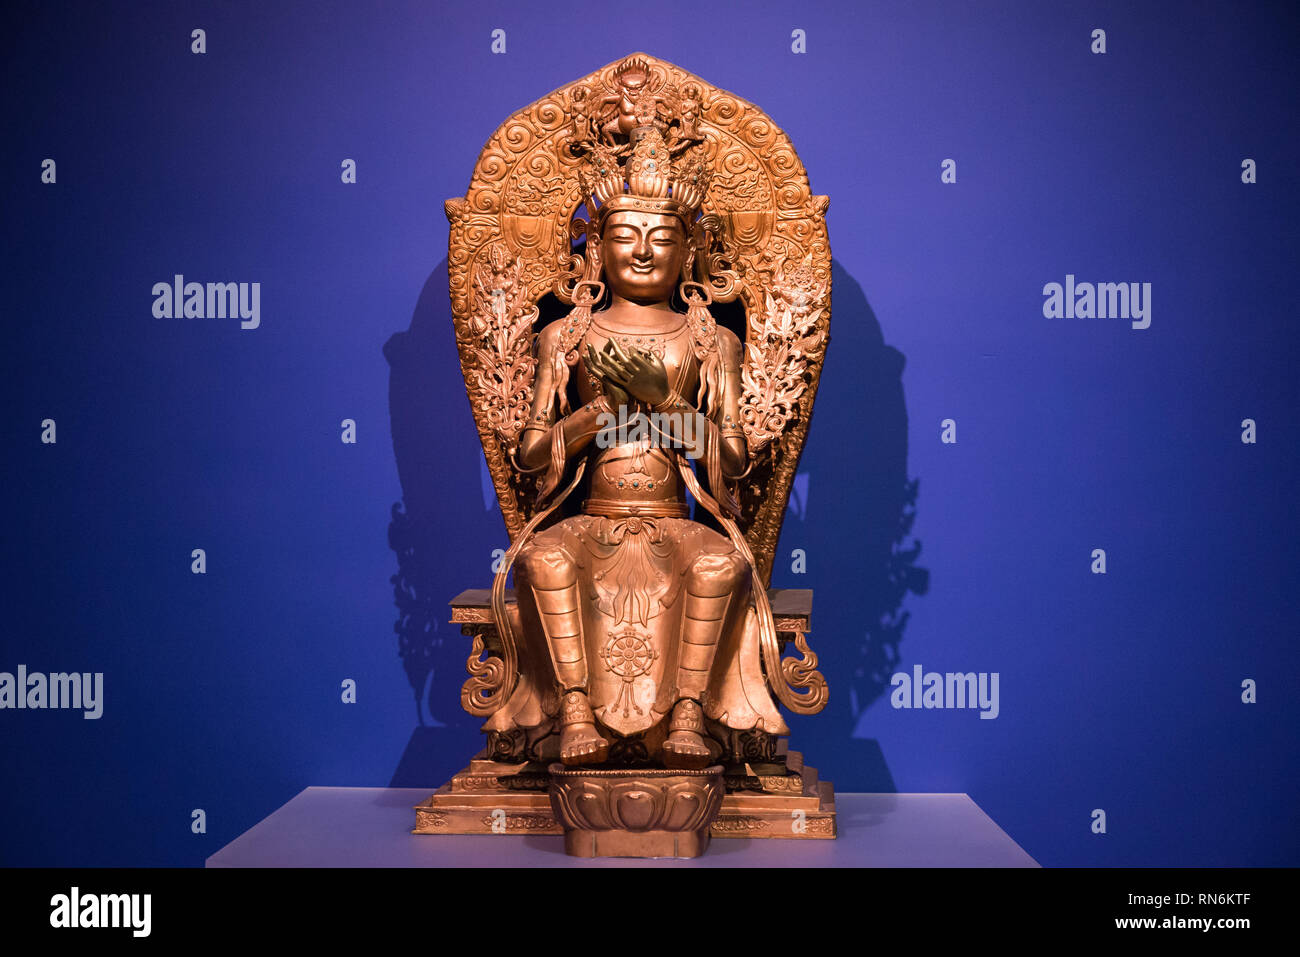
[584,126,710,227]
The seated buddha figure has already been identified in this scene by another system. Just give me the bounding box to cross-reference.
[507,126,786,769]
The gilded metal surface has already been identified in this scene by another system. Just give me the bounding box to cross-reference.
[447,53,831,582]
[438,54,835,853]
[412,751,835,841]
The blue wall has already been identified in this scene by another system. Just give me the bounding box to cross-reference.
[4,0,1297,866]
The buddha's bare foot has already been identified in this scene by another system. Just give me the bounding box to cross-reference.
[663,730,710,769]
[559,690,608,766]
[560,722,609,766]
[663,698,710,770]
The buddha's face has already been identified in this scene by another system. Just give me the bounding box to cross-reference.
[601,211,688,304]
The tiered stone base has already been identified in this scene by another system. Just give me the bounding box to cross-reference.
[413,743,835,843]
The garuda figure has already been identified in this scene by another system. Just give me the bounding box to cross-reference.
[438,55,832,844]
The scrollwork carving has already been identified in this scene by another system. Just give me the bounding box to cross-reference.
[739,255,828,455]
[460,631,506,717]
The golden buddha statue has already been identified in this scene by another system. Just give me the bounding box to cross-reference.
[422,53,835,855]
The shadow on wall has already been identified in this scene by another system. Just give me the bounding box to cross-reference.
[384,258,489,787]
[780,261,928,792]
[382,258,928,791]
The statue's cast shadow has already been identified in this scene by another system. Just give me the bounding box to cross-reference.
[778,260,928,792]
[384,258,927,792]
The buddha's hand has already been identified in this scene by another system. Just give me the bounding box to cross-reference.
[584,343,628,411]
[602,379,630,413]
[587,340,669,407]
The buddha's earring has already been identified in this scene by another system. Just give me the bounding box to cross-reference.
[679,280,715,357]
[560,280,604,363]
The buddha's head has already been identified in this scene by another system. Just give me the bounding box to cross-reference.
[584,116,709,307]
[600,210,690,305]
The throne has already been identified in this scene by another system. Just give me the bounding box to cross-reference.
[412,53,835,858]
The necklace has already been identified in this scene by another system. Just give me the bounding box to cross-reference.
[589,314,688,359]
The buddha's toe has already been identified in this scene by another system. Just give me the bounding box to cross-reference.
[663,730,710,769]
[560,723,609,766]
